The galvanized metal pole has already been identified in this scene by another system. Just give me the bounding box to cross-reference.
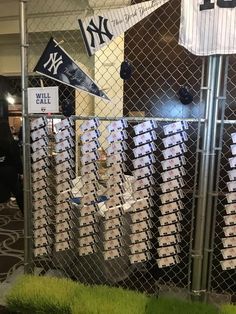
[191,56,220,301]
[201,56,225,297]
[20,0,33,274]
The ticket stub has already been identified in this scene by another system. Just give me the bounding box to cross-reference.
[104,248,123,260]
[55,231,73,243]
[55,211,73,224]
[133,142,156,158]
[32,148,48,163]
[33,198,52,211]
[34,189,48,201]
[55,160,74,175]
[55,202,72,214]
[231,132,236,143]
[55,138,74,153]
[81,171,99,184]
[228,169,236,181]
[56,181,73,194]
[159,201,183,215]
[130,198,154,213]
[106,184,125,198]
[55,170,75,185]
[160,190,184,205]
[55,191,72,204]
[80,182,99,196]
[106,153,127,166]
[55,128,74,143]
[133,131,157,146]
[223,225,236,237]
[131,210,151,223]
[54,118,74,132]
[80,204,98,217]
[34,217,49,229]
[129,252,152,264]
[31,117,47,130]
[33,208,48,220]
[161,156,186,171]
[159,212,182,226]
[81,194,98,206]
[229,156,236,168]
[105,196,125,209]
[31,127,48,142]
[130,230,152,244]
[132,165,155,179]
[31,137,48,152]
[156,255,180,268]
[79,245,97,256]
[162,132,188,148]
[163,121,188,136]
[107,120,128,132]
[133,176,155,191]
[160,178,184,193]
[132,154,156,169]
[81,129,100,143]
[107,164,126,177]
[231,144,236,156]
[106,142,128,156]
[79,235,98,247]
[106,174,126,186]
[34,226,52,238]
[222,236,236,248]
[221,259,236,271]
[79,215,97,227]
[32,158,50,172]
[79,225,98,237]
[161,167,186,182]
[80,118,100,132]
[162,144,187,160]
[225,203,236,215]
[158,223,182,236]
[131,220,152,233]
[35,236,50,248]
[158,234,181,247]
[55,149,74,165]
[224,214,236,226]
[81,162,98,176]
[226,179,233,195]
[81,140,100,154]
[226,192,236,203]
[55,241,74,252]
[34,246,51,257]
[157,245,180,258]
[104,217,123,230]
[130,241,151,254]
[32,168,49,183]
[133,188,154,200]
[81,151,99,165]
[104,238,123,251]
[107,130,128,144]
[104,206,124,220]
[104,228,122,241]
[221,247,236,259]
[133,120,157,135]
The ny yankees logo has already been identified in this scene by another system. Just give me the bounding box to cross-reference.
[86,16,113,48]
[43,52,63,75]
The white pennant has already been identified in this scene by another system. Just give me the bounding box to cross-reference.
[78,0,170,56]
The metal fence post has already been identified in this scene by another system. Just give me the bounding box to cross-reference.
[20,0,33,274]
[191,56,221,301]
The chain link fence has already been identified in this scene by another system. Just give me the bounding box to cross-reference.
[21,0,236,302]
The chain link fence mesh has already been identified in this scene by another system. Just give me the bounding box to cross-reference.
[24,0,207,298]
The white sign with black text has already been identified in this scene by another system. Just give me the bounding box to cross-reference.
[28,86,59,114]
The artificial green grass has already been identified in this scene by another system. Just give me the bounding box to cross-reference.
[6,275,219,314]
